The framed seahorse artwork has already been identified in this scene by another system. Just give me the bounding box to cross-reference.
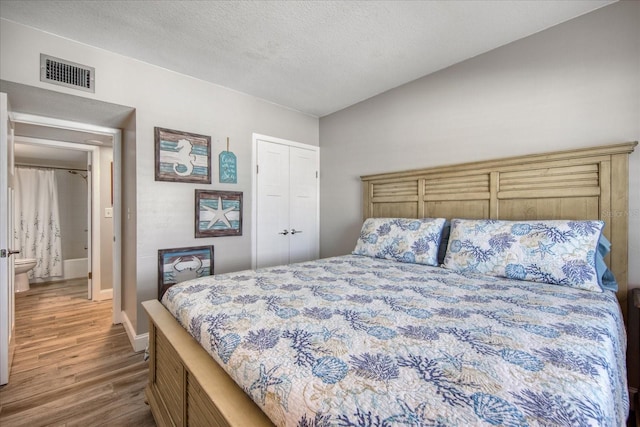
[157,245,214,300]
[155,127,212,183]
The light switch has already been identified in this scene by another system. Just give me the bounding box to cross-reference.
[105,207,113,218]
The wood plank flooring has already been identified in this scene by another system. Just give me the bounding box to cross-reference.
[0,279,156,426]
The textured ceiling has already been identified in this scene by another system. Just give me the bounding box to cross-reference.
[0,0,615,117]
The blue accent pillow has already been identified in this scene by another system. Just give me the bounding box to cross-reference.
[443,219,605,292]
[595,234,618,292]
[353,217,446,266]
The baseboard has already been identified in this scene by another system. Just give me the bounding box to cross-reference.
[121,310,149,353]
[98,288,113,301]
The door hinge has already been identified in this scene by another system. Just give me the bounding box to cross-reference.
[0,249,6,258]
[316,171,318,179]
[88,272,92,280]
[88,164,92,172]
[256,165,259,174]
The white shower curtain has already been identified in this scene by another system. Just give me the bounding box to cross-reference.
[14,167,63,280]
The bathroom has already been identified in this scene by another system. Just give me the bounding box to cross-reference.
[13,132,114,299]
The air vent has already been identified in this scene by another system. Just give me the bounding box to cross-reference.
[40,54,95,93]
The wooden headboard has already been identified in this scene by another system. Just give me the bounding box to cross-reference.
[361,142,637,320]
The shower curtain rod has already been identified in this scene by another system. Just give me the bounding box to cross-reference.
[16,163,88,172]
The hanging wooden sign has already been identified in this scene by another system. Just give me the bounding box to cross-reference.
[219,137,237,184]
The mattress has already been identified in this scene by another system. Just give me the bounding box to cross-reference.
[162,255,628,426]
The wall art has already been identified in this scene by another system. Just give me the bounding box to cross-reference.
[219,137,237,184]
[195,190,243,237]
[157,245,214,300]
[155,127,211,183]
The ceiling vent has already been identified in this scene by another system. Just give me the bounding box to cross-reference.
[40,54,95,93]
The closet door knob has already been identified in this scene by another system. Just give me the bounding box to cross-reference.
[291,229,302,235]
[278,229,289,235]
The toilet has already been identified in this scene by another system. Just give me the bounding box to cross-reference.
[15,258,36,292]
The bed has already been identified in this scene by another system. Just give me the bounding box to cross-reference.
[142,141,637,427]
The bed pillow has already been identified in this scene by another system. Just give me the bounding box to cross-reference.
[595,234,619,292]
[443,218,605,292]
[353,217,446,266]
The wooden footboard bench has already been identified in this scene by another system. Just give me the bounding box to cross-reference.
[142,300,274,427]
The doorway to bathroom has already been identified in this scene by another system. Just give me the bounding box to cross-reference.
[9,112,122,316]
[13,136,110,301]
[1,85,131,387]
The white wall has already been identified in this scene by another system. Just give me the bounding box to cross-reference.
[1,19,319,334]
[320,2,640,288]
[55,168,87,260]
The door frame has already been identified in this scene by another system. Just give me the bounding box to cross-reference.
[14,135,99,298]
[11,113,122,324]
[251,133,319,270]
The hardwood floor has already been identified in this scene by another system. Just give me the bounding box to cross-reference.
[0,279,156,426]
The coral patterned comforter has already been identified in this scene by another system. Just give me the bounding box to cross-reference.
[162,255,628,427]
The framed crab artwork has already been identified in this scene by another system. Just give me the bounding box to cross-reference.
[154,127,212,183]
[157,245,214,300]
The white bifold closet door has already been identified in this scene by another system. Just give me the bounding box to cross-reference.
[256,139,318,269]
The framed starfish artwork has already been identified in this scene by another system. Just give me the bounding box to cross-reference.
[195,189,243,237]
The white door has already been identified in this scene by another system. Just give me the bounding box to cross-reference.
[0,92,16,385]
[256,141,290,268]
[255,138,318,269]
[289,146,319,264]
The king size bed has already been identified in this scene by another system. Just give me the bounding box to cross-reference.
[142,142,637,426]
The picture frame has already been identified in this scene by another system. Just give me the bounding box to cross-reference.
[195,190,243,237]
[155,127,211,183]
[157,245,214,300]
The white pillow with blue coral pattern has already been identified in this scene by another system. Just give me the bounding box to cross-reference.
[443,218,604,292]
[353,217,446,266]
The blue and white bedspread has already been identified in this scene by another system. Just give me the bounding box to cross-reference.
[162,255,628,427]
